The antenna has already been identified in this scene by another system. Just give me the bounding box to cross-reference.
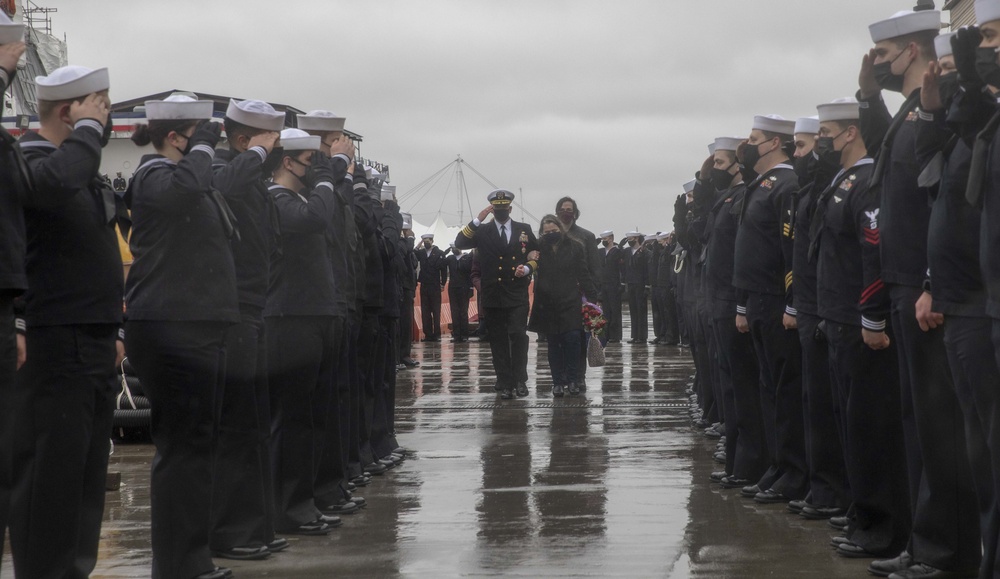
[519,187,524,221]
[455,155,466,223]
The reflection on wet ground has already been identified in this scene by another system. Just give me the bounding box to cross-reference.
[3,314,866,578]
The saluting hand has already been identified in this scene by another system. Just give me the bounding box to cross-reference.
[248,131,280,154]
[921,61,944,112]
[0,41,25,76]
[328,133,356,163]
[477,205,494,222]
[859,48,880,99]
[69,93,109,126]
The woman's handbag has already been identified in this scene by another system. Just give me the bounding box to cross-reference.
[587,331,605,367]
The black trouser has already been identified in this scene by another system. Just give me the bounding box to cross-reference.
[653,286,679,343]
[449,286,470,339]
[826,320,910,556]
[212,310,272,551]
[547,330,584,387]
[697,300,720,424]
[419,284,442,339]
[10,324,115,579]
[627,284,647,341]
[650,284,663,339]
[745,292,807,498]
[712,313,767,481]
[346,313,367,478]
[315,316,350,507]
[266,315,335,530]
[357,311,380,467]
[399,290,415,359]
[602,284,623,342]
[889,285,980,570]
[947,315,1000,579]
[485,304,530,390]
[0,294,16,571]
[371,316,399,459]
[125,321,226,579]
[796,313,849,508]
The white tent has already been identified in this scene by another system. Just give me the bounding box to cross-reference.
[410,215,464,248]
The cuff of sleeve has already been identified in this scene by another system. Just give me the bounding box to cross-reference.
[917,109,936,121]
[75,119,104,134]
[855,89,881,107]
[15,317,25,335]
[190,144,215,157]
[862,316,886,331]
[353,181,367,192]
[736,305,747,315]
[249,146,267,163]
[472,218,481,227]
[316,181,334,191]
[344,173,354,182]
[524,263,535,275]
[785,306,797,316]
[332,153,351,165]
[0,69,10,90]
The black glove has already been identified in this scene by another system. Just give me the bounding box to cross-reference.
[190,119,222,149]
[673,193,686,218]
[304,151,336,190]
[953,26,983,89]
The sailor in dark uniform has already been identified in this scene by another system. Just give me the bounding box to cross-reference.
[416,234,447,342]
[446,244,473,342]
[122,96,242,578]
[209,99,287,551]
[598,231,625,343]
[0,26,26,576]
[455,189,538,399]
[398,217,419,365]
[655,232,680,345]
[858,9,980,574]
[112,171,126,192]
[10,65,125,579]
[811,97,911,562]
[732,114,808,504]
[623,231,648,343]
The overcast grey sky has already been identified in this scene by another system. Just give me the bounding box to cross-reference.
[45,0,923,235]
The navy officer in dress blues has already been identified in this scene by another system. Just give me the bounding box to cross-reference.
[455,189,538,399]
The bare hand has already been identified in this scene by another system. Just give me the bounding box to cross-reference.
[862,328,890,350]
[735,314,749,334]
[527,250,540,261]
[514,265,529,278]
[915,291,944,332]
[0,41,25,75]
[921,61,944,112]
[328,133,355,162]
[477,205,494,222]
[248,131,280,154]
[115,339,125,367]
[16,333,25,370]
[859,48,880,99]
[782,313,797,330]
[69,93,110,125]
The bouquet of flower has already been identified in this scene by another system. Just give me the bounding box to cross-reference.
[582,301,607,336]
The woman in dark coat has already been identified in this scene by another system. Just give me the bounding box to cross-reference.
[529,214,599,396]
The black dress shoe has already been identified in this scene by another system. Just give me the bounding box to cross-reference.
[703,427,722,439]
[888,562,978,578]
[212,545,270,561]
[392,446,409,456]
[800,505,847,520]
[740,484,761,497]
[787,499,807,513]
[720,476,752,489]
[364,461,388,475]
[837,542,887,558]
[568,382,580,396]
[278,521,329,536]
[318,514,342,527]
[194,566,233,579]
[402,358,420,367]
[649,337,661,344]
[348,495,367,508]
[709,471,727,483]
[830,536,853,548]
[712,452,726,464]
[867,551,912,577]
[321,500,359,515]
[552,384,564,397]
[828,515,849,531]
[499,388,514,399]
[754,489,791,504]
[267,537,289,553]
[350,474,371,486]
[693,418,710,429]
[515,383,529,397]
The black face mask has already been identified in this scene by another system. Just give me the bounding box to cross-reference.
[873,49,911,93]
[816,129,849,170]
[976,47,1000,88]
[937,72,961,106]
[174,133,193,157]
[710,162,737,190]
[628,239,638,247]
[493,208,510,222]
[602,239,611,247]
[741,140,773,171]
[423,240,432,248]
[793,154,817,186]
[542,231,561,245]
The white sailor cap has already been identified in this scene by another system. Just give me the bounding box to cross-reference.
[869,10,941,43]
[977,0,1000,25]
[817,98,861,122]
[656,232,670,240]
[625,231,642,238]
[707,142,717,155]
[599,230,614,238]
[935,31,957,58]
[278,128,321,151]
[225,99,285,132]
[488,189,515,205]
[714,136,743,152]
[145,95,214,121]
[421,233,434,240]
[683,179,696,194]
[0,11,24,45]
[752,114,795,136]
[297,110,346,133]
[381,183,396,197]
[35,65,109,102]
[794,116,820,136]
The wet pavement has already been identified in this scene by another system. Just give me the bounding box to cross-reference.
[3,316,871,578]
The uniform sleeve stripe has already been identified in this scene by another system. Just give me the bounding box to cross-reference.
[862,316,886,331]
[784,271,793,290]
[461,225,475,238]
[859,279,885,304]
[736,305,747,315]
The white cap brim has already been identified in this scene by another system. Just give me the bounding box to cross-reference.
[794,116,820,136]
[225,98,285,132]
[35,66,110,101]
[297,111,346,132]
[752,114,795,135]
[869,10,941,43]
[145,99,214,121]
[714,136,743,152]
